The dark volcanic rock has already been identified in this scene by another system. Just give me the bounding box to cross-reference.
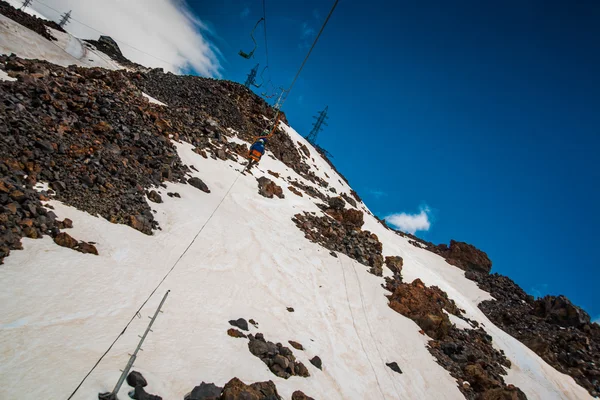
[286,307,294,312]
[130,386,162,400]
[0,55,194,261]
[386,362,403,374]
[291,391,315,400]
[467,271,600,396]
[385,256,404,276]
[385,278,459,339]
[185,382,222,400]
[227,328,247,338]
[147,190,163,203]
[188,177,210,193]
[247,333,310,379]
[220,377,281,400]
[54,232,78,249]
[288,340,303,350]
[257,177,284,199]
[309,356,322,370]
[127,371,148,388]
[292,208,384,276]
[229,318,249,331]
[384,275,525,399]
[432,240,492,274]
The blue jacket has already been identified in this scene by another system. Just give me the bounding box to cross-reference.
[250,141,265,155]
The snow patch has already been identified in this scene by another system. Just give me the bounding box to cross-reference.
[0,69,16,81]
[142,92,167,106]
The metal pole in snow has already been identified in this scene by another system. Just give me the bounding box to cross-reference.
[110,290,170,396]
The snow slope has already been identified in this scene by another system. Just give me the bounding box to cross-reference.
[0,13,121,70]
[0,120,592,399]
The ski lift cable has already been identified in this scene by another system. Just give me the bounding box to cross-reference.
[282,0,339,106]
[239,17,265,59]
[262,0,270,68]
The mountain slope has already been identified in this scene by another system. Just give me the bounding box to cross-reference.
[0,10,597,400]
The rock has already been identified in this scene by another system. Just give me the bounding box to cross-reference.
[532,295,591,328]
[257,177,284,199]
[433,240,492,274]
[229,318,249,331]
[273,354,289,369]
[291,391,315,400]
[54,232,78,249]
[385,278,457,340]
[227,328,247,338]
[130,386,162,400]
[267,170,280,178]
[50,181,66,192]
[309,356,322,370]
[294,362,310,377]
[77,242,99,255]
[329,251,338,258]
[328,196,345,210]
[126,371,148,388]
[248,337,269,357]
[385,256,404,275]
[98,393,117,400]
[220,377,281,400]
[386,362,402,374]
[188,177,210,193]
[61,218,73,229]
[249,319,258,327]
[464,363,501,391]
[185,382,223,400]
[286,307,294,312]
[147,190,162,203]
[288,341,303,350]
[9,190,26,202]
[288,186,303,197]
[479,387,528,400]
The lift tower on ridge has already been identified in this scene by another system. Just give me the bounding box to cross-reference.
[305,106,329,145]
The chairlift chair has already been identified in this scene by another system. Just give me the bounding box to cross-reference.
[239,17,265,59]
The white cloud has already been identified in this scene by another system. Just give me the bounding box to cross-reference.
[385,206,432,234]
[29,0,221,76]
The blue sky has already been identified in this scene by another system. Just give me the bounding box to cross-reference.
[191,0,599,321]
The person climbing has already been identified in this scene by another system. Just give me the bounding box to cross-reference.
[245,135,268,172]
[243,115,281,173]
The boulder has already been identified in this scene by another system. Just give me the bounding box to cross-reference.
[185,382,223,400]
[220,377,281,400]
[309,356,322,370]
[288,341,303,350]
[385,256,404,275]
[126,371,147,388]
[147,190,163,203]
[54,232,78,249]
[188,177,210,193]
[291,391,315,400]
[532,295,591,328]
[229,318,249,331]
[227,328,247,338]
[386,362,402,374]
[257,177,284,199]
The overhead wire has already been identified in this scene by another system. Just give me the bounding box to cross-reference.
[33,0,178,70]
[65,1,340,397]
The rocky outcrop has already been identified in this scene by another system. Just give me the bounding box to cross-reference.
[185,382,222,400]
[0,56,190,242]
[385,256,403,276]
[292,207,384,276]
[385,278,460,339]
[385,275,526,399]
[257,177,284,199]
[468,271,600,397]
[188,177,210,193]
[432,240,492,274]
[247,333,310,379]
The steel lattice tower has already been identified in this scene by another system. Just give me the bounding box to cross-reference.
[305,106,329,145]
[244,64,259,88]
[59,10,72,28]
